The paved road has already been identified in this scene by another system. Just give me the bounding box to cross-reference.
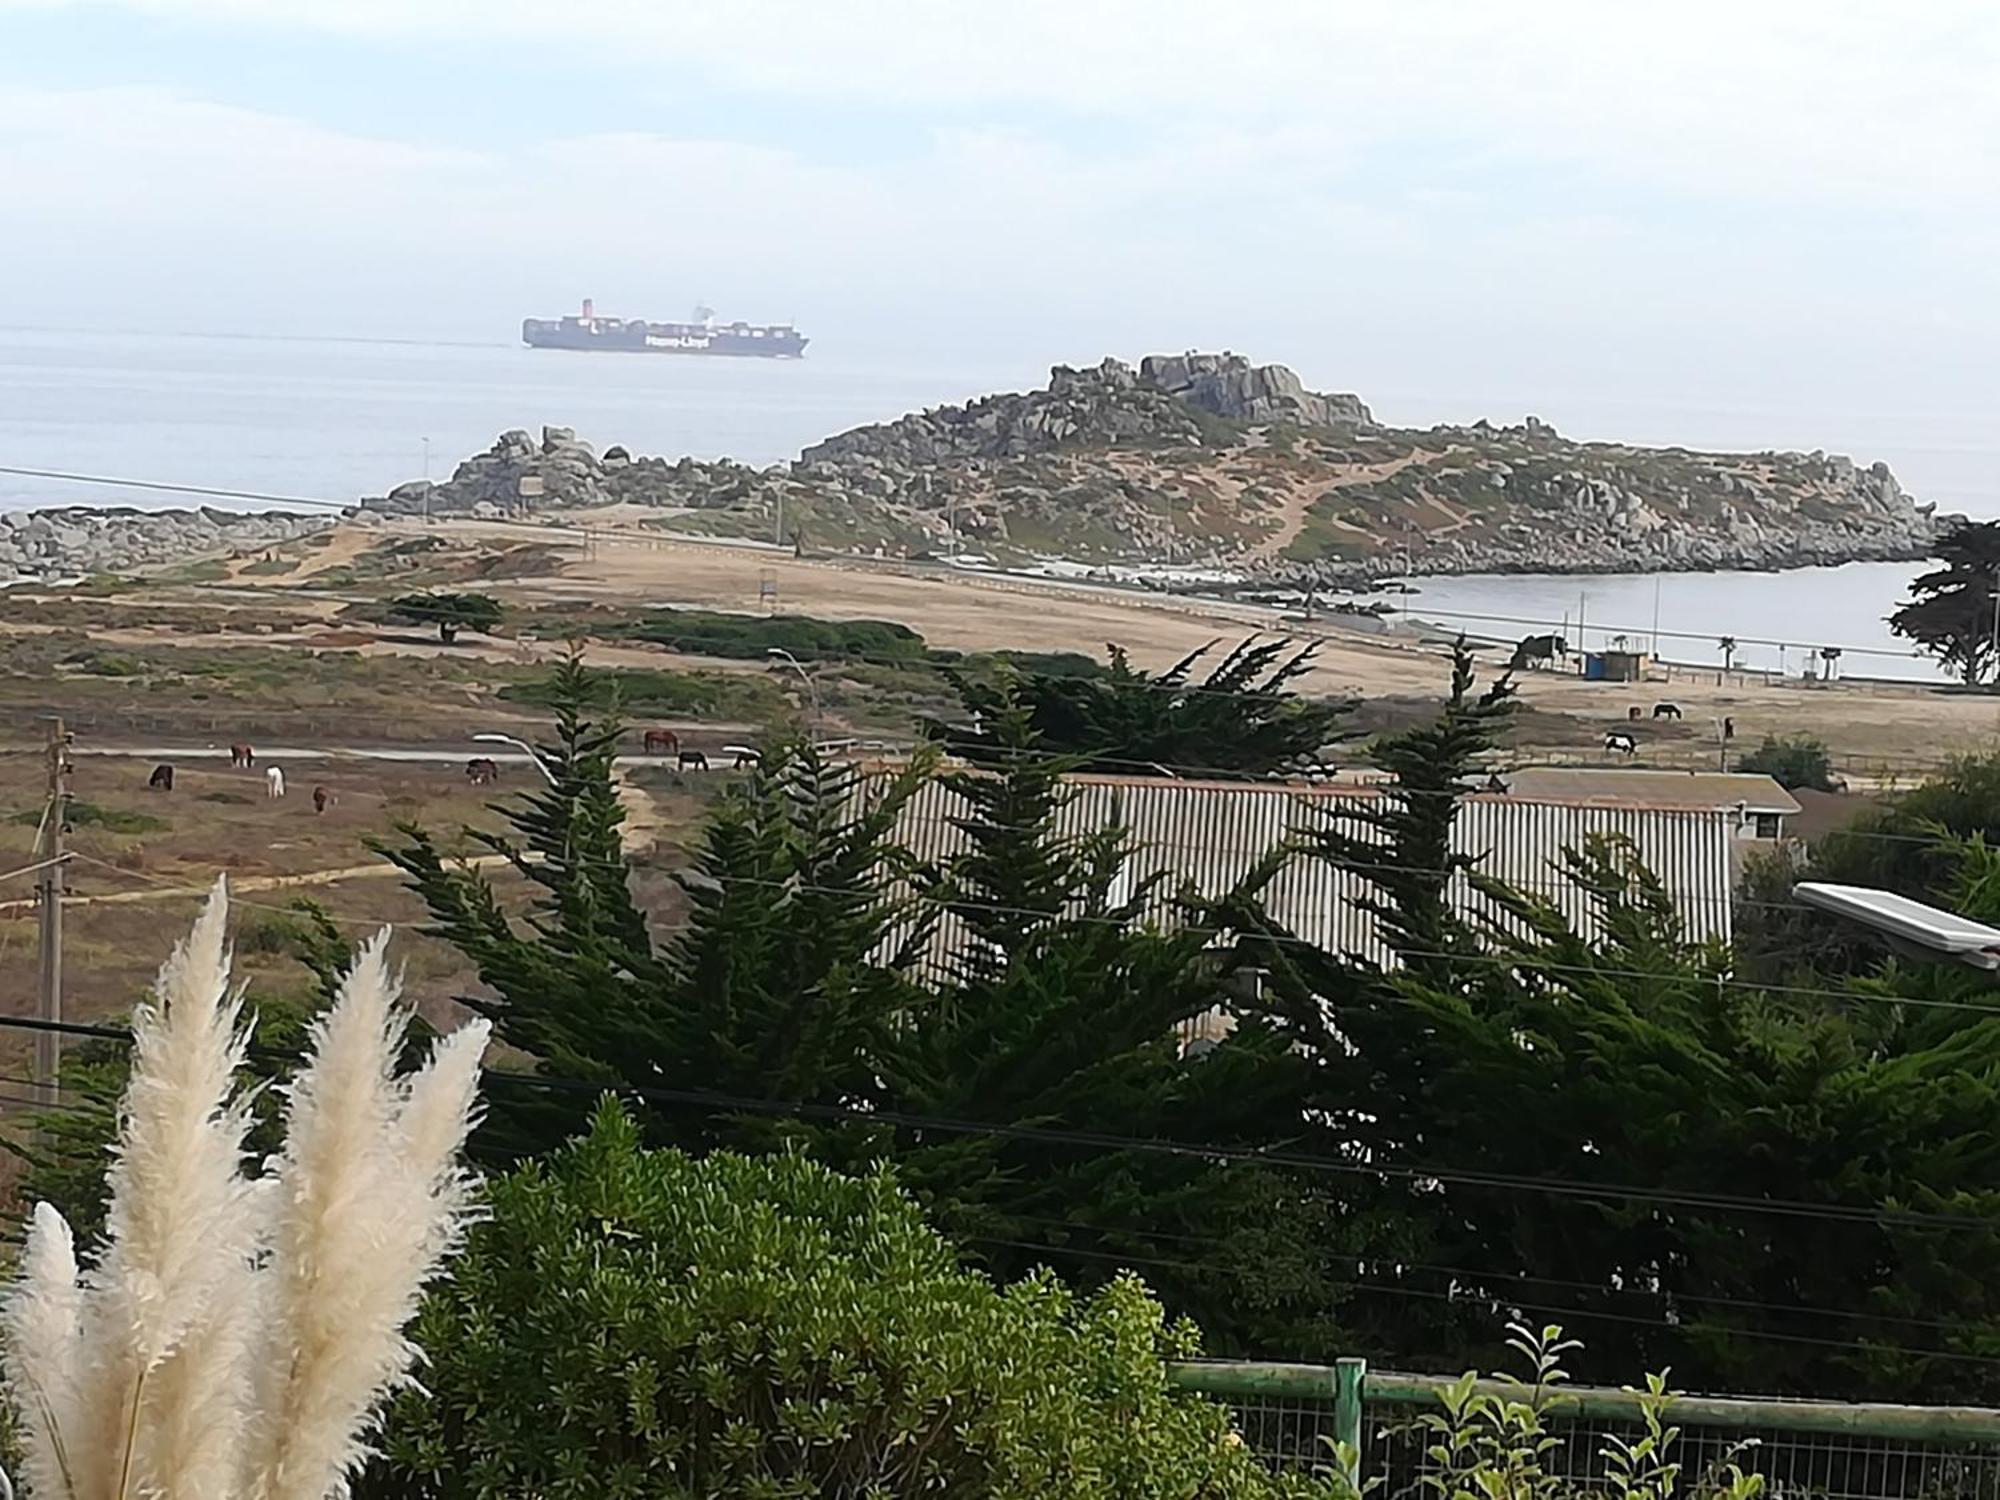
[72,745,745,768]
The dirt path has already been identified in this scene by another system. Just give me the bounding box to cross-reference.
[1247,448,1447,563]
[0,853,514,916]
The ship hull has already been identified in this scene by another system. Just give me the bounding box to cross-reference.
[522,318,806,358]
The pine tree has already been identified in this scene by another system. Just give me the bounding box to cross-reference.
[937,636,1354,777]
[376,653,935,1158]
[887,672,1344,1351]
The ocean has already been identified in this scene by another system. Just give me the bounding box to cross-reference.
[0,326,1976,684]
[1387,564,1940,683]
[0,325,1026,512]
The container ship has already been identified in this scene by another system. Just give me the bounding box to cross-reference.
[522,299,807,357]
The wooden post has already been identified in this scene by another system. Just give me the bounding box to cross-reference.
[34,718,69,1108]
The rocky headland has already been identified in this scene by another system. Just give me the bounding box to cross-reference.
[362,352,1940,585]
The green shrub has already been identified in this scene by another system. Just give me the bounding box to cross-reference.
[1393,1324,1765,1500]
[497,665,779,719]
[628,607,929,664]
[1736,733,1836,792]
[10,799,166,835]
[376,1102,1338,1499]
[64,650,145,677]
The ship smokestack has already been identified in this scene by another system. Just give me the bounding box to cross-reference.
[581,297,595,320]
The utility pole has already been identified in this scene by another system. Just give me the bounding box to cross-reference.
[1986,565,1999,687]
[34,718,70,1108]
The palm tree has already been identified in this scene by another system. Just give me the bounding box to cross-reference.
[1719,636,1738,677]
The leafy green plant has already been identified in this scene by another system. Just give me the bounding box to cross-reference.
[1735,735,1835,793]
[1393,1325,1766,1500]
[627,606,930,663]
[389,590,504,644]
[10,798,167,835]
[375,1100,1341,1500]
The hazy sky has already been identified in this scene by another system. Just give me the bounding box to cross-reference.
[4,1,1998,491]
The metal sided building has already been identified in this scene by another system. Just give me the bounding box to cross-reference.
[885,773,1739,969]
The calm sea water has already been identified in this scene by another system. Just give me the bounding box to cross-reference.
[0,327,1973,682]
[0,326,1026,513]
[1391,564,1940,682]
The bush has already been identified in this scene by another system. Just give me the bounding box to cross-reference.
[1736,733,1836,792]
[376,1102,1337,1499]
[628,607,929,664]
[10,799,166,835]
[497,665,780,720]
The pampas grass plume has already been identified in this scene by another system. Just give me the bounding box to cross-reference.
[2,883,488,1500]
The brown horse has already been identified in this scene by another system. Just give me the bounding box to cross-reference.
[148,763,175,792]
[229,741,255,768]
[465,757,500,786]
[312,785,336,815]
[643,728,680,756]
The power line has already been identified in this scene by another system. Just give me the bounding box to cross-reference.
[0,1013,1989,1236]
[0,465,358,514]
[967,1236,2000,1369]
[0,461,1948,680]
[1003,1211,1998,1340]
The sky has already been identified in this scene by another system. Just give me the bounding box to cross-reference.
[2,1,1998,487]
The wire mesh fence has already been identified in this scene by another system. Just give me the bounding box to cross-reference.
[1173,1360,2000,1498]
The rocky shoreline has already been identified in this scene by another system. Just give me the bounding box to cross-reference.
[0,506,331,581]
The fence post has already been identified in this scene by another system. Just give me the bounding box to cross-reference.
[1335,1356,1367,1488]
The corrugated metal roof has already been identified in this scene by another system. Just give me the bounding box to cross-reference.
[882,775,1736,970]
[1497,768,1801,817]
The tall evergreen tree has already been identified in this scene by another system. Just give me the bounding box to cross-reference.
[936,636,1354,778]
[887,675,1347,1352]
[1888,518,2000,685]
[377,652,936,1157]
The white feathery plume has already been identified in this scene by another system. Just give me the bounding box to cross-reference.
[74,877,260,1500]
[128,1176,273,1497]
[2,1201,83,1499]
[245,935,488,1500]
[2,894,487,1500]
[399,1020,492,1237]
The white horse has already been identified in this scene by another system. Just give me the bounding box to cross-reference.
[265,765,287,798]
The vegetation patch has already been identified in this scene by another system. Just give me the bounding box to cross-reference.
[499,665,783,720]
[11,798,167,835]
[626,607,930,665]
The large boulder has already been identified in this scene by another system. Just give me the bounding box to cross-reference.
[1138,352,1373,427]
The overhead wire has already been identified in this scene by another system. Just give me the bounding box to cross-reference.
[0,1009,1990,1236]
[966,1235,2000,1368]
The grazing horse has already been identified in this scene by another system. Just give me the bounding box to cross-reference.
[229,741,256,768]
[312,785,335,815]
[464,757,500,786]
[1627,705,1644,721]
[148,763,174,792]
[724,745,762,769]
[1510,634,1569,671]
[643,728,680,756]
[1652,702,1683,720]
[677,748,710,772]
[1603,731,1638,756]
[265,765,286,798]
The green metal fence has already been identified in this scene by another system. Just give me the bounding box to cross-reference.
[1172,1359,2000,1498]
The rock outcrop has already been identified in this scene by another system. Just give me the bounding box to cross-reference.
[358,355,1940,583]
[0,506,330,579]
[1138,353,1373,428]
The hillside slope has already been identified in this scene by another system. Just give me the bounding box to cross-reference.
[367,354,1938,581]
